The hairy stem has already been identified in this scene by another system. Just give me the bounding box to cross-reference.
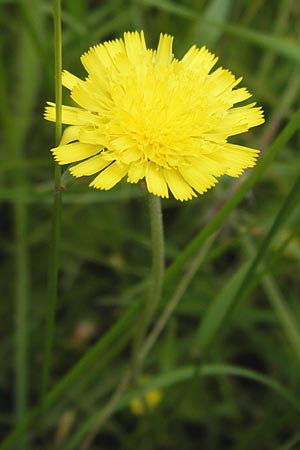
[132,194,165,383]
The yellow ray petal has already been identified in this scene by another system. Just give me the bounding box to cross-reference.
[225,105,265,135]
[103,39,125,62]
[70,155,110,177]
[81,48,104,76]
[145,162,169,198]
[90,163,128,190]
[156,33,173,65]
[206,143,259,176]
[71,81,102,111]
[179,164,217,195]
[127,161,147,183]
[62,70,82,90]
[164,168,196,201]
[222,143,260,176]
[60,126,81,146]
[51,142,100,165]
[124,31,147,63]
[44,102,99,125]
[79,128,107,146]
[186,154,225,177]
[91,39,124,70]
[181,46,217,74]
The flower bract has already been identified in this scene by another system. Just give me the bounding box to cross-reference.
[45,31,264,201]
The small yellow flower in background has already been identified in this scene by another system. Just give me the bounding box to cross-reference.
[45,31,264,201]
[130,388,163,415]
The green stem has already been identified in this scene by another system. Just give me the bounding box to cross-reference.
[78,371,132,450]
[132,194,165,382]
[139,232,217,363]
[41,0,62,397]
[68,195,165,449]
[146,194,165,324]
[11,5,42,446]
[15,198,29,449]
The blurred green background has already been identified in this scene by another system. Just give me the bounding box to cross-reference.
[1,0,300,449]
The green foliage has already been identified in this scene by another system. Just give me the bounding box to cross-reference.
[1,0,300,449]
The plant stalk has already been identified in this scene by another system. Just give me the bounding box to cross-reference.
[132,193,165,382]
[41,0,62,397]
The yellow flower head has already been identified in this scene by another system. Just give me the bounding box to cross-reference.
[130,388,163,415]
[45,31,264,201]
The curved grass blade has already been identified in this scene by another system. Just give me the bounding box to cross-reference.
[243,235,300,361]
[62,363,300,450]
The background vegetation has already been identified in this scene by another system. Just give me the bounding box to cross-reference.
[1,0,300,449]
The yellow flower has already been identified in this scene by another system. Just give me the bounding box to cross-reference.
[45,31,264,201]
[130,388,163,415]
